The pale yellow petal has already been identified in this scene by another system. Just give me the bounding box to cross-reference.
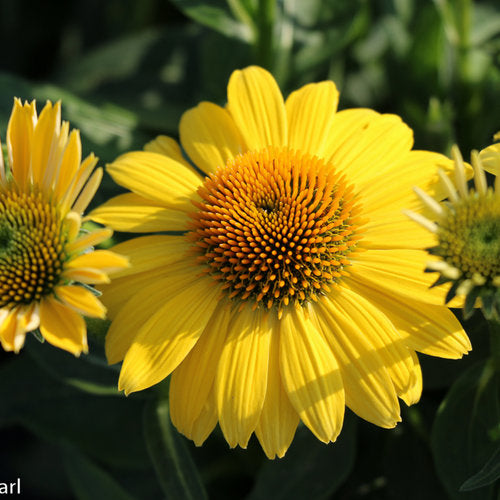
[215,305,272,449]
[312,297,401,428]
[279,306,344,443]
[144,135,191,167]
[180,102,245,175]
[170,302,233,438]
[255,323,299,459]
[0,309,24,352]
[39,296,87,355]
[118,275,220,394]
[227,66,286,150]
[55,285,106,318]
[286,81,339,158]
[65,228,113,255]
[479,142,500,175]
[107,151,202,209]
[65,249,128,275]
[89,193,190,233]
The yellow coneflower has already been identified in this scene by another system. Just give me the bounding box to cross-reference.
[91,66,471,458]
[407,144,500,320]
[0,99,128,355]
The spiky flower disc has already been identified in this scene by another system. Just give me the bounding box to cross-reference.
[0,99,128,354]
[408,145,500,320]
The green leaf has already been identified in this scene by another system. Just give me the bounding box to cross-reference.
[143,395,208,500]
[63,446,136,500]
[431,361,500,499]
[170,0,252,42]
[460,446,500,491]
[248,412,357,500]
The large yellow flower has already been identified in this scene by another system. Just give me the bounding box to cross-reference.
[91,66,471,458]
[0,99,128,355]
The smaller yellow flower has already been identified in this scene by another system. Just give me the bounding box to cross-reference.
[406,144,500,320]
[0,99,128,355]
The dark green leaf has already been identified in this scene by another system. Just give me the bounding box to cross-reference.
[460,446,500,491]
[63,446,136,500]
[431,361,500,499]
[248,413,357,500]
[143,395,207,500]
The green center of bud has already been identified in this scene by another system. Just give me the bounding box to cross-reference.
[0,190,67,308]
[437,192,500,282]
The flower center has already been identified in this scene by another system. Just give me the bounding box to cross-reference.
[188,147,363,317]
[0,190,66,308]
[437,192,500,282]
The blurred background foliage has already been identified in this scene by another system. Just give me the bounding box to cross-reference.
[0,0,499,498]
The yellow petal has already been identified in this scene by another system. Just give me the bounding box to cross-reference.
[190,390,218,446]
[39,296,87,355]
[180,102,245,175]
[255,324,299,459]
[107,151,202,209]
[89,193,190,232]
[55,285,106,318]
[144,135,192,167]
[313,297,401,428]
[6,99,36,189]
[279,306,344,443]
[326,111,413,188]
[118,275,220,394]
[215,305,272,449]
[345,277,471,358]
[0,308,24,352]
[105,269,190,363]
[170,302,233,439]
[65,228,113,254]
[105,235,191,279]
[65,249,129,275]
[53,129,82,201]
[227,66,286,150]
[479,141,500,175]
[326,287,419,406]
[350,249,449,305]
[31,101,61,187]
[286,81,339,158]
[61,268,110,284]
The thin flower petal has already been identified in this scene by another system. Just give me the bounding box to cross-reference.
[279,306,344,443]
[227,66,286,150]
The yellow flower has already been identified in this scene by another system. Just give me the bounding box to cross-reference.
[91,66,471,458]
[0,99,128,355]
[407,144,500,320]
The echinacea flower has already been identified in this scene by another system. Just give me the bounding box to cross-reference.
[407,144,500,320]
[0,99,128,355]
[91,66,471,458]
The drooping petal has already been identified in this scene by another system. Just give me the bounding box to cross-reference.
[255,323,299,459]
[312,296,401,428]
[39,296,87,355]
[279,306,344,443]
[190,390,219,446]
[345,277,471,358]
[227,66,286,150]
[286,81,339,158]
[170,301,234,439]
[180,102,245,175]
[88,192,190,232]
[118,275,221,394]
[215,305,273,448]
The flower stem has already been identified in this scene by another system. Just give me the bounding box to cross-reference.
[255,0,275,69]
[488,317,500,372]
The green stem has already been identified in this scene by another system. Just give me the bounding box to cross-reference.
[255,0,275,69]
[488,317,500,373]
